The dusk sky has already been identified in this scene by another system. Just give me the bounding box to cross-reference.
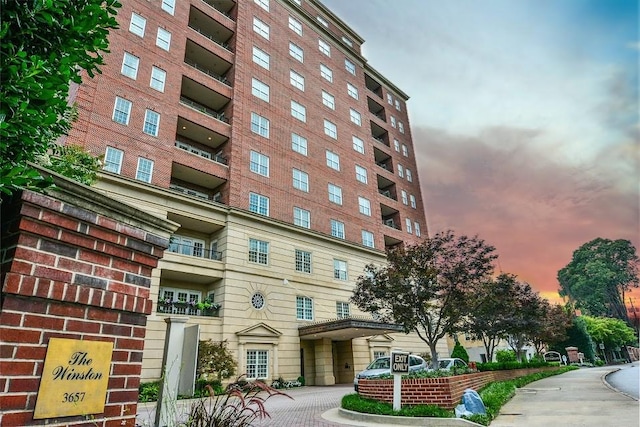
[323,0,639,303]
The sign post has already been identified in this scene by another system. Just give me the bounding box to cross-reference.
[390,351,409,411]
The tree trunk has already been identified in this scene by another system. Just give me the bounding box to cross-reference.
[429,342,439,369]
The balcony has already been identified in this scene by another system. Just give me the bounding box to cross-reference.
[188,5,234,53]
[184,39,233,88]
[176,140,227,165]
[374,146,393,174]
[200,0,235,21]
[365,73,383,99]
[371,121,389,147]
[180,96,228,123]
[368,96,386,122]
[176,116,228,152]
[168,241,222,261]
[377,174,396,201]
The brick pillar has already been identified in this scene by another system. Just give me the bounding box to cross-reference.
[0,174,177,427]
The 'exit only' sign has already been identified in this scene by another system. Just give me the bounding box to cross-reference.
[391,351,409,374]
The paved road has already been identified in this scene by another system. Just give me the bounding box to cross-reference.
[606,362,639,399]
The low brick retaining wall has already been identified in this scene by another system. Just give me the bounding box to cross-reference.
[358,367,556,409]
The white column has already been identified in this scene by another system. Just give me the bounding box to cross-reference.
[155,317,188,427]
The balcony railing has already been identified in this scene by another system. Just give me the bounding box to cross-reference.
[175,141,228,165]
[188,24,233,52]
[379,189,397,201]
[184,58,231,87]
[373,135,389,146]
[383,219,401,230]
[168,242,223,261]
[179,96,229,123]
[157,301,221,317]
[200,0,234,20]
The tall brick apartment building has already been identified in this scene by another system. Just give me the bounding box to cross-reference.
[63,0,442,385]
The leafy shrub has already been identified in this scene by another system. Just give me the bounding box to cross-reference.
[194,379,223,397]
[197,339,236,382]
[341,393,453,418]
[297,376,305,386]
[185,376,292,426]
[271,377,302,389]
[477,360,555,371]
[495,349,517,363]
[450,341,470,363]
[139,381,161,403]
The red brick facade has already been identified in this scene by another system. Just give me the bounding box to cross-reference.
[358,367,557,409]
[0,176,176,427]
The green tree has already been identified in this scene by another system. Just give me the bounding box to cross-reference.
[529,303,573,356]
[350,230,497,368]
[558,238,639,321]
[37,145,102,186]
[583,315,636,361]
[450,339,470,363]
[504,281,547,361]
[550,315,596,362]
[0,0,120,195]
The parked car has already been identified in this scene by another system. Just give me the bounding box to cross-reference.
[432,357,468,371]
[354,355,427,391]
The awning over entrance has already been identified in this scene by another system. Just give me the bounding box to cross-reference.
[298,317,404,341]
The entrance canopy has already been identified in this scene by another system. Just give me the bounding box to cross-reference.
[298,317,404,341]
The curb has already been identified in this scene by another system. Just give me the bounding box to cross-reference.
[602,367,639,401]
[335,408,483,426]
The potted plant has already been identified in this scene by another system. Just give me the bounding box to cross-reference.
[196,298,221,316]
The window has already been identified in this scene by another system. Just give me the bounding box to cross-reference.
[251,292,265,310]
[398,164,404,178]
[316,16,328,27]
[328,184,342,205]
[333,259,347,280]
[342,36,353,47]
[399,122,405,134]
[253,17,269,39]
[318,39,331,56]
[249,192,269,216]
[289,42,303,62]
[254,0,269,11]
[326,151,340,170]
[336,302,350,318]
[295,249,311,273]
[251,112,269,138]
[249,238,269,264]
[350,109,361,126]
[121,52,139,79]
[374,351,387,359]
[402,144,409,156]
[250,151,269,177]
[347,83,359,100]
[344,58,356,76]
[394,139,400,152]
[320,64,333,82]
[406,169,413,182]
[292,168,309,192]
[251,78,270,102]
[150,67,166,92]
[136,157,153,183]
[252,46,270,70]
[112,97,132,125]
[405,218,413,234]
[288,16,302,35]
[324,120,337,139]
[352,136,365,154]
[361,230,374,248]
[410,194,416,208]
[358,197,371,216]
[246,350,268,379]
[290,70,304,90]
[103,147,123,174]
[161,0,175,15]
[387,93,393,104]
[291,101,306,122]
[293,207,310,228]
[415,222,421,237]
[395,99,402,111]
[322,91,335,109]
[158,287,201,315]
[390,116,396,128]
[129,13,146,37]
[331,220,345,239]
[143,110,160,136]
[168,235,205,258]
[355,165,367,184]
[156,28,171,50]
[296,296,313,320]
[291,133,307,156]
[401,190,408,205]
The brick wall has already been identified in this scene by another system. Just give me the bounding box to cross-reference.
[358,367,557,409]
[0,173,176,427]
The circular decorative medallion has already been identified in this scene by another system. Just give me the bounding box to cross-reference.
[251,292,265,310]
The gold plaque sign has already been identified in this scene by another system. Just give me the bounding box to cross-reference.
[34,338,113,419]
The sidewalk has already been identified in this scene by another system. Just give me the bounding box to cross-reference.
[490,365,639,427]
